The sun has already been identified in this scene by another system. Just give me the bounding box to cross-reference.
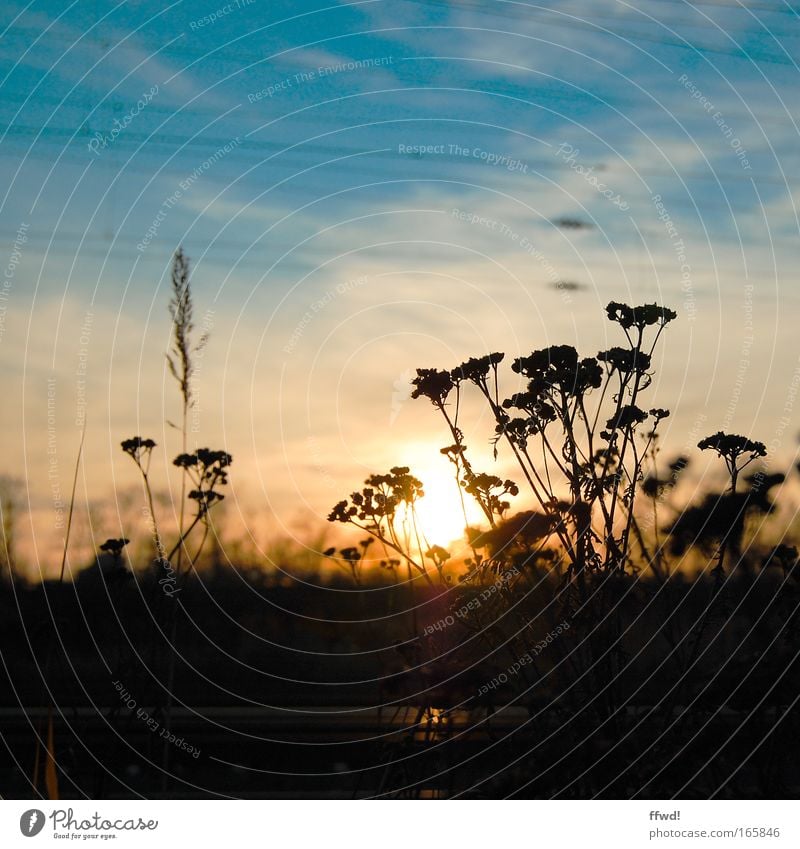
[402,451,486,546]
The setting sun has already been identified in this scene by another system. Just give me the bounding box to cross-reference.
[3,0,798,809]
[398,447,487,546]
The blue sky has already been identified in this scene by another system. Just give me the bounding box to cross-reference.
[1,0,799,572]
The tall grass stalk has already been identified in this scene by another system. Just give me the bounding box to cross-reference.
[166,247,207,578]
[162,248,209,792]
[33,420,85,797]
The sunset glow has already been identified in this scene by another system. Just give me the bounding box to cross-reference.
[3,0,800,809]
[410,460,486,548]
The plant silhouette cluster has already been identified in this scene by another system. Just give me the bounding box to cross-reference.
[330,302,683,599]
[324,301,800,799]
[6,284,800,799]
[104,250,230,793]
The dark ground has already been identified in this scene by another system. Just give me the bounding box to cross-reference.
[2,560,799,798]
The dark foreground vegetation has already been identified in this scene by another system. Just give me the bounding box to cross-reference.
[1,560,799,798]
[2,252,799,798]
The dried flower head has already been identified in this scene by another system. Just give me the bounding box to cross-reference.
[328,500,357,523]
[698,432,766,462]
[99,538,130,557]
[511,345,602,399]
[329,467,425,526]
[606,404,648,432]
[598,347,652,375]
[426,545,450,565]
[450,353,504,385]
[606,302,677,330]
[411,368,453,405]
[121,436,156,462]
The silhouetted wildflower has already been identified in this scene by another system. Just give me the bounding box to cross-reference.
[511,345,602,399]
[426,545,450,566]
[100,538,129,556]
[121,436,156,464]
[328,500,357,523]
[411,368,453,405]
[698,432,766,494]
[338,301,680,603]
[329,467,425,527]
[494,415,545,449]
[451,353,504,385]
[165,448,234,515]
[698,432,766,463]
[322,538,373,583]
[606,302,677,330]
[440,444,466,458]
[598,346,652,375]
[606,404,648,432]
[173,453,197,469]
[501,390,557,423]
[462,473,518,518]
[385,467,425,502]
[188,488,224,508]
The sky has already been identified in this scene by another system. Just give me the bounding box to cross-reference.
[1,0,799,576]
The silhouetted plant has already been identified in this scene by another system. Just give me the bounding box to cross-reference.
[699,433,767,577]
[670,439,775,586]
[166,248,209,576]
[329,302,680,723]
[120,436,168,566]
[328,466,437,585]
[119,436,231,573]
[332,303,679,601]
[698,432,766,491]
[99,537,129,562]
[641,455,689,500]
[668,434,775,715]
[415,302,676,602]
[174,448,232,517]
[115,253,229,580]
[323,538,373,585]
[668,474,781,560]
[108,251,227,792]
[0,477,21,583]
